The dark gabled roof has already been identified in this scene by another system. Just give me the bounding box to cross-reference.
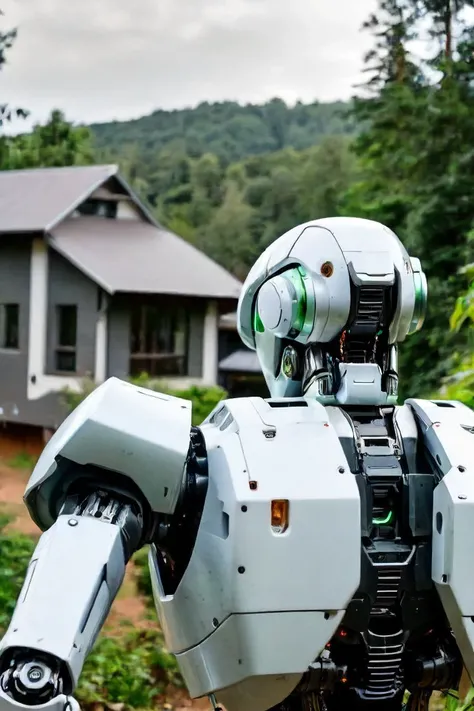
[0,164,243,300]
[50,217,242,299]
[0,164,156,233]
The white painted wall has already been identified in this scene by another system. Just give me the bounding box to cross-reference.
[202,300,218,385]
[27,239,82,399]
[116,201,140,219]
[94,306,108,384]
[26,239,111,400]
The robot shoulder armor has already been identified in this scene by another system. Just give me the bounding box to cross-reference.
[407,397,474,475]
[407,397,474,430]
[25,378,192,527]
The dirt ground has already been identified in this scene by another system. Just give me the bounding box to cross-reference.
[0,460,207,711]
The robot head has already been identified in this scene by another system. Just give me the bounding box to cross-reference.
[237,217,427,405]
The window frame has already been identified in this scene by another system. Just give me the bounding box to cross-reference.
[0,303,20,351]
[129,303,190,378]
[54,304,78,373]
[77,199,118,219]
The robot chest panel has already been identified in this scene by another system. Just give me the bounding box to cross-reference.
[158,397,363,652]
[210,398,363,610]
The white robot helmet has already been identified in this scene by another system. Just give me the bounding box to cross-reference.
[237,217,427,405]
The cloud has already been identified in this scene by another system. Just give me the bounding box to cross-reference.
[0,0,377,130]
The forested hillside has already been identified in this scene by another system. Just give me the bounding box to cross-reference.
[90,99,358,162]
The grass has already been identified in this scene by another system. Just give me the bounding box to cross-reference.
[6,451,37,470]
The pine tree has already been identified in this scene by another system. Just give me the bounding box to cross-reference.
[344,0,474,398]
[343,0,424,229]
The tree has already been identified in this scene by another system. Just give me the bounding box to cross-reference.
[344,0,474,398]
[0,110,95,170]
[196,180,256,280]
[419,0,474,62]
[435,264,474,409]
[0,10,27,127]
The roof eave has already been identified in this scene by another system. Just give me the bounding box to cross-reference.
[47,234,116,295]
[112,173,163,229]
[45,164,119,233]
[113,288,240,301]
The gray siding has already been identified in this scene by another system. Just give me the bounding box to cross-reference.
[188,308,204,378]
[46,249,98,376]
[0,239,68,429]
[0,239,31,420]
[107,305,130,379]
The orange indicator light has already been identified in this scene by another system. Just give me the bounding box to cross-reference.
[271,499,289,534]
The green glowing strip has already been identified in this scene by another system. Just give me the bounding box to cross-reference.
[286,267,307,333]
[254,308,265,333]
[373,510,394,525]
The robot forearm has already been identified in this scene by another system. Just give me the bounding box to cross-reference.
[0,490,144,708]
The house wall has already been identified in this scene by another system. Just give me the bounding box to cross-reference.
[0,238,32,423]
[0,238,71,430]
[107,304,130,379]
[46,250,97,376]
[188,309,204,378]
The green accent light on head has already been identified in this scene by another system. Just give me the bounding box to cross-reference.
[286,267,307,333]
[373,510,394,525]
[254,308,265,333]
[408,258,428,335]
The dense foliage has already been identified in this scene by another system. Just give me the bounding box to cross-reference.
[91,99,358,163]
[343,0,474,399]
[437,263,474,407]
[0,514,35,631]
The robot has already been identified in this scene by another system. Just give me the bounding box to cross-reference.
[0,216,473,711]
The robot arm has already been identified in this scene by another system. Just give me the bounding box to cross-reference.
[0,378,201,711]
[0,489,142,708]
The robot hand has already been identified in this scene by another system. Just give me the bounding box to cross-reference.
[0,656,79,711]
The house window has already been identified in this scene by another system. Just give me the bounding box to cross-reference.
[130,305,188,377]
[77,199,117,219]
[55,305,77,372]
[0,304,19,349]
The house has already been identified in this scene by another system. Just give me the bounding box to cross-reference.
[0,164,242,435]
[218,312,267,398]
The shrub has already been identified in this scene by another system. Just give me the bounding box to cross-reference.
[133,545,154,604]
[0,514,36,633]
[77,628,181,709]
[435,357,474,410]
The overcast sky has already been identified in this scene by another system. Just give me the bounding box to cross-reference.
[1,0,378,131]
